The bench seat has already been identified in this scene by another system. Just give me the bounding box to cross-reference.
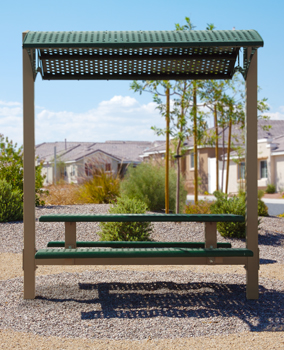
[39,213,245,223]
[47,241,232,248]
[35,247,252,259]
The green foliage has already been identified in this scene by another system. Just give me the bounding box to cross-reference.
[266,184,276,194]
[98,196,153,241]
[78,168,120,204]
[184,200,213,214]
[258,198,269,217]
[277,213,284,218]
[258,189,265,199]
[210,191,246,238]
[0,179,23,222]
[210,191,268,238]
[120,162,187,213]
[0,135,46,206]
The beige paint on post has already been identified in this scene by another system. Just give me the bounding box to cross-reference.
[23,31,36,299]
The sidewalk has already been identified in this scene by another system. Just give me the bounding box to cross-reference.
[186,195,284,216]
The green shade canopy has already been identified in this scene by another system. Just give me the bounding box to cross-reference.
[23,30,263,81]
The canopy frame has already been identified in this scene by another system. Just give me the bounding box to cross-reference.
[22,29,262,300]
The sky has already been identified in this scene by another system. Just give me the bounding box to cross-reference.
[0,0,283,147]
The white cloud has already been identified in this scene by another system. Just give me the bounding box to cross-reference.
[265,106,284,121]
[0,96,217,146]
[35,95,165,144]
[0,100,21,107]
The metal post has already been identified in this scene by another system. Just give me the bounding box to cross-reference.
[165,87,170,214]
[245,48,259,299]
[23,31,36,299]
[214,104,219,192]
[193,82,198,204]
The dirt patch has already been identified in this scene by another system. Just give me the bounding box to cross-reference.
[0,329,283,350]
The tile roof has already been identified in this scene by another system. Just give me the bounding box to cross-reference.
[36,140,160,164]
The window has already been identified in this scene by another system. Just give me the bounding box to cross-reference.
[260,160,268,178]
[85,163,94,176]
[190,152,194,168]
[238,162,245,179]
[70,165,75,177]
[105,163,111,172]
[190,152,199,169]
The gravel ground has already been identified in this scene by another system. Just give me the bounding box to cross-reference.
[0,204,284,347]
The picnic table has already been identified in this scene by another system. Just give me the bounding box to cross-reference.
[35,214,252,266]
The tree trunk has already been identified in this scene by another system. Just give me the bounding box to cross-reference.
[221,125,225,192]
[176,138,181,213]
[225,119,232,194]
[176,83,185,214]
[214,104,219,192]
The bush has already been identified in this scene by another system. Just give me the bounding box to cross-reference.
[210,191,246,238]
[98,196,153,241]
[258,199,269,217]
[0,134,46,206]
[184,200,213,214]
[266,184,276,194]
[258,189,265,199]
[78,168,120,204]
[120,162,187,213]
[210,191,268,238]
[40,182,80,205]
[0,179,23,222]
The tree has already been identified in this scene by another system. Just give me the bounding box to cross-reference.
[0,134,46,206]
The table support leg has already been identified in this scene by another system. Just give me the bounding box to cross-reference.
[205,222,217,248]
[65,222,77,248]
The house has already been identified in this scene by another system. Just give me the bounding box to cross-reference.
[139,120,284,194]
[36,140,162,185]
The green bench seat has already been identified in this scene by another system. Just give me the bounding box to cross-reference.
[39,213,245,223]
[35,247,252,259]
[47,241,232,248]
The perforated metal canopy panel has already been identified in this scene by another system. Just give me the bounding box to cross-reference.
[23,30,263,81]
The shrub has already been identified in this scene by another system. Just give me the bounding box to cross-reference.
[40,182,80,205]
[210,191,268,238]
[266,184,276,194]
[0,134,46,206]
[0,179,23,222]
[258,189,265,199]
[210,191,246,238]
[278,213,284,218]
[184,200,213,214]
[98,196,153,241]
[78,168,120,204]
[120,162,187,213]
[258,199,269,217]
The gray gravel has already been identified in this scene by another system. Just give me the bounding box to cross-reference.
[0,204,284,339]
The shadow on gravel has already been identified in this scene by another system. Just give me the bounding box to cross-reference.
[259,258,277,264]
[258,231,284,247]
[37,281,284,332]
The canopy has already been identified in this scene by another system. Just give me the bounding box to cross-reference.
[23,30,263,81]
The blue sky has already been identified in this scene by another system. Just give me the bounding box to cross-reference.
[0,0,283,146]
